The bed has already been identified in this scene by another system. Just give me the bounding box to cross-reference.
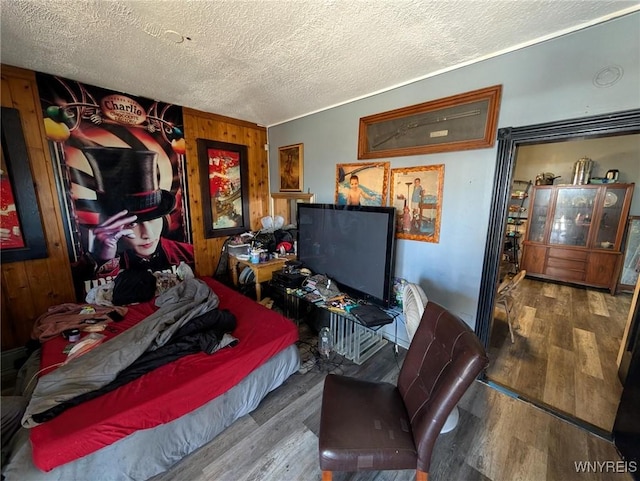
[2,277,300,481]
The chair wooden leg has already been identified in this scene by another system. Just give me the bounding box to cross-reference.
[416,470,429,481]
[503,300,515,343]
[321,470,332,481]
[512,305,522,331]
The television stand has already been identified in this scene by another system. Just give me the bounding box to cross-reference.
[281,287,395,364]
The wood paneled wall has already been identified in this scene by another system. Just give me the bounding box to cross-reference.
[0,66,270,351]
[1,66,76,350]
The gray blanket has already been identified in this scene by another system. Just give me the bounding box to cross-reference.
[22,278,219,428]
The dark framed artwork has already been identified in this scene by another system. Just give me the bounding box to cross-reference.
[620,216,640,291]
[197,138,250,238]
[358,85,502,159]
[278,143,303,192]
[390,164,444,243]
[0,107,48,263]
[335,162,390,206]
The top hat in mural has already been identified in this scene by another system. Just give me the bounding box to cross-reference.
[80,147,176,223]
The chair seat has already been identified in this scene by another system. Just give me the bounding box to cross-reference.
[319,374,417,472]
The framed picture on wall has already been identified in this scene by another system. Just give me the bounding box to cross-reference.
[335,162,390,206]
[390,164,445,243]
[358,85,502,159]
[0,107,48,263]
[278,143,303,192]
[197,138,250,238]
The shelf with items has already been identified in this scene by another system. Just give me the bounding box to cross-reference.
[502,179,532,275]
[521,183,635,294]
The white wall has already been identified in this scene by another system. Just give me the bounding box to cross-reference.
[267,13,640,328]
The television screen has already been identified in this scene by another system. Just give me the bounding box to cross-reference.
[297,203,396,307]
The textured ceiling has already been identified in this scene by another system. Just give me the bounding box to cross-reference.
[1,0,638,126]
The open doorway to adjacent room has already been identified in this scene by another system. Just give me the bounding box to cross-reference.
[476,110,640,435]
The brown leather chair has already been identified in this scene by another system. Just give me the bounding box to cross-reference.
[318,302,489,481]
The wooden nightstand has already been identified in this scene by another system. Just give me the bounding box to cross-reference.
[229,254,295,301]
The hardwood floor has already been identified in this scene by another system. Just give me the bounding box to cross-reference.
[487,277,633,432]
[151,326,632,481]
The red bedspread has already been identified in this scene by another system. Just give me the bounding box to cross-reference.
[30,278,298,471]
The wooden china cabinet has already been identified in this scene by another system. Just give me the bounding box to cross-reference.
[521,183,635,294]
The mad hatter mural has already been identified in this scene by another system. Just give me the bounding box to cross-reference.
[36,74,193,299]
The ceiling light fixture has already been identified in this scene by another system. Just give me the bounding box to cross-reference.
[164,30,185,44]
[593,65,623,88]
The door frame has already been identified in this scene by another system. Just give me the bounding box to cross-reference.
[475,108,640,348]
[613,277,640,465]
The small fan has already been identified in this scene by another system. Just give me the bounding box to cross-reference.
[402,283,428,341]
[402,282,459,433]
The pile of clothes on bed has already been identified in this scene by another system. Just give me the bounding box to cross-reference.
[25,277,239,427]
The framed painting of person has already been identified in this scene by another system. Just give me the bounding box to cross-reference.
[278,143,303,192]
[390,164,445,242]
[334,162,390,206]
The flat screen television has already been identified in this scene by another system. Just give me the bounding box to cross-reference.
[296,203,396,307]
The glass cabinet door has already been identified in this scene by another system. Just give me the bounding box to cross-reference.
[527,188,552,243]
[549,187,597,246]
[593,186,628,249]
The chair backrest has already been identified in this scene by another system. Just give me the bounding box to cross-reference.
[397,301,488,472]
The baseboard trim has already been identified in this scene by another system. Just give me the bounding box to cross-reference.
[481,378,613,442]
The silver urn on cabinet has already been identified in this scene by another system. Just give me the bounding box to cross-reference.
[572,157,594,185]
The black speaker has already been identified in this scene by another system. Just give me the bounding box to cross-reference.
[272,269,306,289]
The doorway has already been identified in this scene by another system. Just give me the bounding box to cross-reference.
[475,109,640,435]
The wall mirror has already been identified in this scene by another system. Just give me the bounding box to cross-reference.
[271,192,315,226]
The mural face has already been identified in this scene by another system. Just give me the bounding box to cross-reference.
[36,74,193,298]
